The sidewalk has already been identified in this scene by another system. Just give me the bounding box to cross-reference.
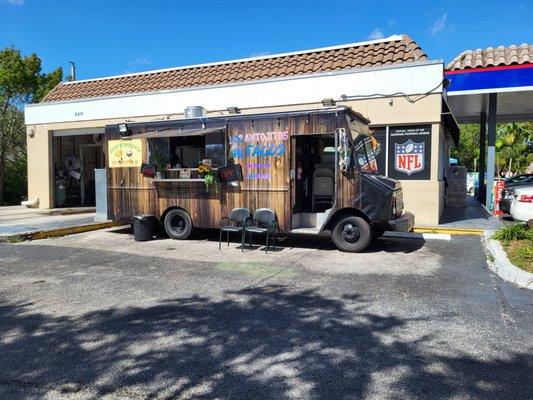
[0,206,113,240]
[414,197,503,234]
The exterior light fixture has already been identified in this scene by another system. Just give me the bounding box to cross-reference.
[28,127,35,138]
[322,98,336,107]
[118,123,131,137]
[227,106,241,114]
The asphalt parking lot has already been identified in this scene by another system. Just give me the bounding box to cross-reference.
[0,228,531,399]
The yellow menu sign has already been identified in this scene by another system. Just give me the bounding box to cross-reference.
[108,139,143,168]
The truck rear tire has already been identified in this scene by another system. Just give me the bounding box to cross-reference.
[331,215,372,252]
[164,209,193,240]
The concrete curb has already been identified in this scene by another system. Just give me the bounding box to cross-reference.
[483,230,533,290]
[384,231,451,241]
[414,226,484,235]
[0,221,119,243]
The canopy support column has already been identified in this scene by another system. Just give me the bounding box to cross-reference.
[477,112,486,203]
[485,93,497,207]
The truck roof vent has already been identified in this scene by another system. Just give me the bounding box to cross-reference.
[184,106,206,119]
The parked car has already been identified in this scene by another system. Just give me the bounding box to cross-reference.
[505,173,533,186]
[499,174,533,214]
[510,186,533,223]
[466,172,478,196]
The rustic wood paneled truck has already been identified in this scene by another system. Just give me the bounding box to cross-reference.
[104,107,414,252]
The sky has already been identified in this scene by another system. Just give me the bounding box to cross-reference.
[0,0,531,81]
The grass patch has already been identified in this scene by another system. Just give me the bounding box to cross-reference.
[492,224,533,273]
[502,239,533,273]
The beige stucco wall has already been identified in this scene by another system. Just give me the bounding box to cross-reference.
[26,126,53,208]
[401,181,443,226]
[26,93,446,225]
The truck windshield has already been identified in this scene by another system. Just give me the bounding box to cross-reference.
[353,135,378,173]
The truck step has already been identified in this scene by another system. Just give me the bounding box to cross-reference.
[290,227,321,235]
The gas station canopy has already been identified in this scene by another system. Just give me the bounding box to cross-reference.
[444,43,532,206]
[445,44,533,123]
[446,90,532,123]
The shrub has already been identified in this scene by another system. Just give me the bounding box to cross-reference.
[493,224,532,242]
[3,155,27,205]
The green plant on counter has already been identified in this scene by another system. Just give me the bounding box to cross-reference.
[204,171,216,191]
[493,224,532,243]
[198,163,219,192]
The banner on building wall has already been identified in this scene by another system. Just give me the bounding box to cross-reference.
[108,139,143,168]
[387,125,431,180]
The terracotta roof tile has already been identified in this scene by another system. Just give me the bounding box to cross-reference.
[42,35,429,103]
[447,43,532,71]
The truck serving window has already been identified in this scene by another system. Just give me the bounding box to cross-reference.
[147,130,226,170]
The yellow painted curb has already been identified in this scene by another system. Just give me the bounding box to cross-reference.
[413,227,484,236]
[28,222,120,240]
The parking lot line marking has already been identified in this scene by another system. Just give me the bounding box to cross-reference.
[384,232,452,241]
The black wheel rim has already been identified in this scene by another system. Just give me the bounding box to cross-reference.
[341,223,360,243]
[170,215,186,235]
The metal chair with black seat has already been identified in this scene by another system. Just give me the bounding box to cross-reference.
[218,208,252,250]
[243,208,277,253]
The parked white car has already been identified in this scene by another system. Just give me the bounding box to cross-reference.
[510,186,533,223]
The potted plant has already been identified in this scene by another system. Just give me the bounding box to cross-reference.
[198,163,218,192]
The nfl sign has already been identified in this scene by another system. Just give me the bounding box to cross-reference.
[395,140,424,175]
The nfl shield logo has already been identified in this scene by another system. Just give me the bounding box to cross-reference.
[395,140,424,175]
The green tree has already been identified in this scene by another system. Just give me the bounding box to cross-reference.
[452,122,533,174]
[451,124,480,171]
[495,122,533,175]
[0,47,62,204]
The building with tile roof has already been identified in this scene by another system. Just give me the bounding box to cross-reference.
[25,34,457,226]
[41,34,428,103]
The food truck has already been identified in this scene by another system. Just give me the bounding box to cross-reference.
[104,107,414,252]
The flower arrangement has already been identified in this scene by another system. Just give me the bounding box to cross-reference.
[198,164,210,175]
[198,163,217,191]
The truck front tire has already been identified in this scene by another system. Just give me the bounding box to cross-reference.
[164,209,193,240]
[331,215,372,252]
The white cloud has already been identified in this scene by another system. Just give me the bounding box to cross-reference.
[367,28,385,40]
[129,56,151,66]
[249,50,271,58]
[431,12,448,35]
[7,0,25,5]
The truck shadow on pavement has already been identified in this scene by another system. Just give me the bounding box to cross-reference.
[0,285,529,399]
[111,226,426,254]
